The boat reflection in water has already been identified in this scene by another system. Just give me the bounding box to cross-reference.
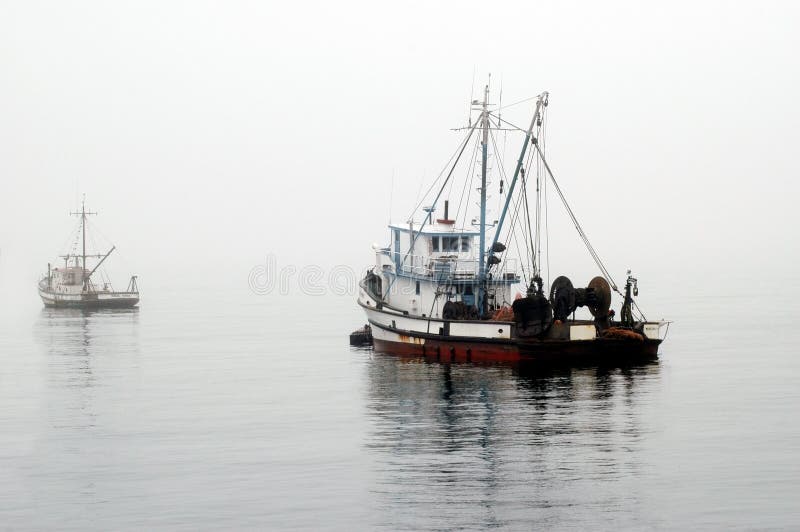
[30,307,141,525]
[36,307,140,356]
[362,350,663,529]
[33,307,140,423]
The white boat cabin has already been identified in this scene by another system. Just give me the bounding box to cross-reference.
[364,217,520,319]
[40,258,112,296]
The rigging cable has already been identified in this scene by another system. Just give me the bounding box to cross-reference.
[535,169,541,279]
[534,118,542,280]
[409,121,479,218]
[490,120,536,286]
[541,105,551,290]
[384,120,480,299]
[56,217,83,262]
[85,217,135,284]
[521,137,539,276]
[495,167,529,287]
[494,94,541,113]
[445,153,459,201]
[534,104,548,287]
[454,133,481,225]
[488,113,527,134]
[488,132,528,289]
[489,126,530,285]
[506,190,529,287]
[520,161,537,278]
[533,142,619,292]
[491,115,506,217]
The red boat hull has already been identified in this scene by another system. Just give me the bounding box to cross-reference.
[372,331,660,364]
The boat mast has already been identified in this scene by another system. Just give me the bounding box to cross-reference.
[71,195,96,291]
[82,199,86,278]
[478,83,490,318]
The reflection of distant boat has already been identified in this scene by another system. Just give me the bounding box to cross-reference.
[34,305,140,433]
[40,306,140,319]
[38,197,139,309]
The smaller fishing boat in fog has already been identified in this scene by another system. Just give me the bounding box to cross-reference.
[38,198,139,309]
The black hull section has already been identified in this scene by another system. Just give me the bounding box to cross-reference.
[515,337,661,363]
[42,298,139,309]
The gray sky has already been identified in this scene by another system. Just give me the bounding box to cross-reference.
[2,1,799,304]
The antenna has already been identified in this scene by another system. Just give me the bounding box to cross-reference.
[389,169,394,224]
[497,74,505,137]
[467,67,478,128]
[499,75,507,210]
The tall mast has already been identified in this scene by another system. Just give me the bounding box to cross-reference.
[71,195,96,291]
[478,83,490,318]
[81,197,86,278]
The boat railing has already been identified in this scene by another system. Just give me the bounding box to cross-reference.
[387,251,519,281]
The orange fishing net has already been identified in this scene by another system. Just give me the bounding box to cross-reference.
[601,327,644,341]
[492,306,515,321]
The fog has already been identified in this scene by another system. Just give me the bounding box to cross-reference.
[2,1,799,308]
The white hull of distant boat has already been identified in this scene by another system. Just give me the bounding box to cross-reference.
[38,281,139,309]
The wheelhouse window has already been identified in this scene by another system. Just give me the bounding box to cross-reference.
[432,235,470,253]
[442,236,460,252]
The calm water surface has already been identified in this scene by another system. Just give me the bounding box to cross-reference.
[0,283,798,530]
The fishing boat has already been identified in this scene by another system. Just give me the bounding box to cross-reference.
[38,198,140,309]
[356,85,668,363]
